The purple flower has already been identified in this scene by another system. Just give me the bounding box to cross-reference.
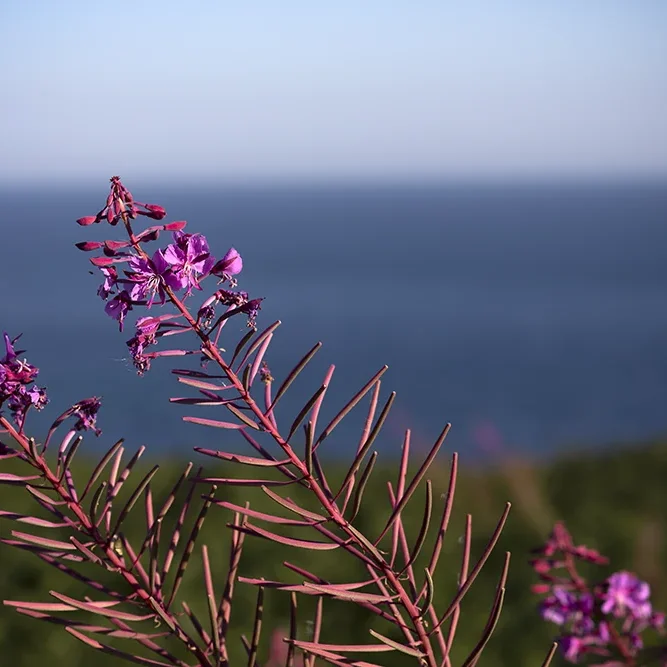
[602,571,652,620]
[71,397,102,435]
[0,334,48,425]
[541,587,596,637]
[559,635,584,663]
[211,247,243,286]
[105,290,133,331]
[97,266,118,300]
[240,298,263,329]
[126,316,160,375]
[541,588,576,626]
[162,232,215,295]
[7,385,48,418]
[126,250,172,305]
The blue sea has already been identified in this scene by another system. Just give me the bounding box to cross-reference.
[1,182,666,461]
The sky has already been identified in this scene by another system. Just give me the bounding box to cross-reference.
[1,1,667,184]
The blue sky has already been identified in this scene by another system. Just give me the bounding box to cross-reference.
[2,1,667,183]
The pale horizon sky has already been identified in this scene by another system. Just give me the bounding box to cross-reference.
[2,1,667,184]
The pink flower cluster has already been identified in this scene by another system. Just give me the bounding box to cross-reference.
[532,522,665,664]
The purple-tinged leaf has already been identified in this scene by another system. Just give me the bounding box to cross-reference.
[286,594,298,667]
[1,539,82,561]
[239,431,299,481]
[314,366,388,450]
[196,477,297,487]
[65,627,179,666]
[265,342,322,415]
[310,365,335,434]
[70,537,104,565]
[260,486,327,521]
[230,327,257,368]
[247,586,264,667]
[402,479,433,571]
[4,599,121,612]
[152,349,189,358]
[202,545,222,660]
[343,523,385,564]
[64,468,78,502]
[194,448,290,467]
[160,468,200,592]
[294,639,394,653]
[89,481,107,526]
[303,584,398,605]
[14,607,171,641]
[287,385,327,442]
[172,368,226,379]
[304,596,323,667]
[239,575,378,593]
[229,522,338,550]
[247,332,273,388]
[426,451,458,578]
[460,567,507,667]
[144,596,177,633]
[111,465,160,536]
[180,601,212,651]
[59,435,83,480]
[434,503,511,631]
[146,462,193,548]
[342,380,381,512]
[368,630,425,658]
[233,321,281,372]
[225,403,260,430]
[0,472,41,484]
[209,500,314,526]
[217,507,245,641]
[183,416,246,430]
[418,568,435,620]
[335,392,395,504]
[50,591,155,622]
[166,485,216,608]
[37,552,125,600]
[288,641,385,667]
[303,421,314,475]
[375,423,450,545]
[25,485,67,508]
[348,451,378,522]
[170,396,237,406]
[80,439,124,500]
[0,511,66,528]
[118,535,151,590]
[11,530,77,551]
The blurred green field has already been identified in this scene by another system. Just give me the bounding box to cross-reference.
[1,437,665,667]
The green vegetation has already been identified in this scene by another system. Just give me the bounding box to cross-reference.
[1,438,665,667]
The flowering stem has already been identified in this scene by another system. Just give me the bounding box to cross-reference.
[0,414,214,667]
[121,216,440,667]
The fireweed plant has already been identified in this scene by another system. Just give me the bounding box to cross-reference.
[0,176,556,667]
[531,522,666,666]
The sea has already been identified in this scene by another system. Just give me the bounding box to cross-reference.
[1,181,666,463]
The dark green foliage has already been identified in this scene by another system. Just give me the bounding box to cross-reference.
[1,438,665,666]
